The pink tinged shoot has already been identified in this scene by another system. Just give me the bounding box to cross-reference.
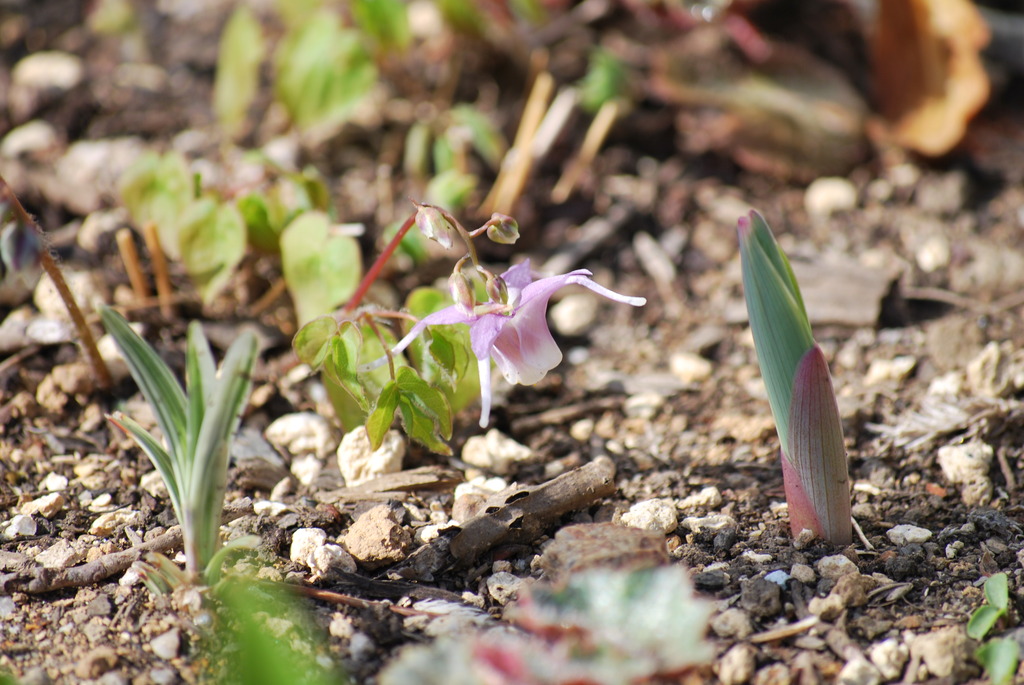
[362,260,646,427]
[737,211,851,545]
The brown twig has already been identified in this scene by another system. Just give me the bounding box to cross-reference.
[552,99,620,203]
[248,277,288,317]
[115,227,150,302]
[0,499,254,594]
[449,456,617,563]
[0,175,112,390]
[141,220,173,317]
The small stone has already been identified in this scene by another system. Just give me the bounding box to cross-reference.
[887,525,932,546]
[89,509,145,537]
[41,472,68,492]
[140,471,169,499]
[623,392,665,420]
[805,176,858,218]
[681,514,737,533]
[549,292,599,336]
[832,572,877,607]
[337,426,405,486]
[742,551,772,564]
[342,505,411,568]
[937,441,993,507]
[253,500,289,517]
[669,352,713,384]
[677,486,722,510]
[12,51,84,91]
[741,577,782,618]
[150,667,177,685]
[868,638,908,680]
[864,356,916,385]
[21,492,65,519]
[75,646,118,679]
[764,569,790,586]
[0,596,16,619]
[710,608,753,639]
[486,572,523,605]
[752,663,791,685]
[309,544,358,579]
[4,514,37,538]
[718,643,757,685]
[265,412,338,459]
[34,270,107,319]
[621,498,678,534]
[1,120,58,158]
[837,656,881,685]
[816,554,858,580]
[150,628,180,660]
[569,418,594,442]
[289,528,328,566]
[966,341,1024,398]
[86,594,112,617]
[908,626,973,679]
[461,429,533,475]
[790,563,816,584]
[539,523,670,581]
[35,539,84,569]
[290,454,322,486]
[808,592,847,621]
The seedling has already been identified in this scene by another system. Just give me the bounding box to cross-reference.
[100,307,258,584]
[737,211,851,544]
[969,573,1019,685]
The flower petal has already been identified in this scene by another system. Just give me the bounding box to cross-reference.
[477,356,493,427]
[564,274,647,307]
[468,313,508,362]
[500,259,534,292]
[491,297,563,385]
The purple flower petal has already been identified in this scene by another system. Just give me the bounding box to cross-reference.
[360,305,476,372]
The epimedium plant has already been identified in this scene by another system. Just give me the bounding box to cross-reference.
[737,210,852,545]
[294,202,645,452]
[968,573,1020,685]
[100,306,259,585]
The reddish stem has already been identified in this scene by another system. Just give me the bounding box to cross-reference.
[343,214,416,314]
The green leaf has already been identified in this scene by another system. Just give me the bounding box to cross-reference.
[578,48,628,113]
[274,13,376,132]
[352,0,410,52]
[737,210,814,456]
[178,200,248,303]
[986,573,1011,611]
[238,192,282,254]
[404,287,478,412]
[435,0,485,35]
[118,151,193,259]
[184,321,217,484]
[395,366,452,455]
[450,105,506,170]
[403,121,432,181]
[784,345,851,544]
[108,412,183,523]
[293,316,339,368]
[100,307,188,462]
[366,381,400,450]
[279,211,362,325]
[186,327,257,577]
[213,6,264,138]
[426,168,477,210]
[323,321,369,412]
[976,638,1020,685]
[968,605,1005,641]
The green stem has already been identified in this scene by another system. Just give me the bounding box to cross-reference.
[343,214,416,314]
[437,207,479,267]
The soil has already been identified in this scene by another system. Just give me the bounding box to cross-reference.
[3,1,1024,684]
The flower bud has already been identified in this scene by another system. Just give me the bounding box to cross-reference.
[485,273,508,305]
[485,213,519,245]
[448,270,475,315]
[414,203,454,249]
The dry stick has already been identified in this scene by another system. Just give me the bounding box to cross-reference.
[248,277,288,317]
[140,221,173,317]
[115,227,150,301]
[0,176,112,390]
[0,499,254,594]
[482,70,555,215]
[551,99,621,203]
[292,585,430,617]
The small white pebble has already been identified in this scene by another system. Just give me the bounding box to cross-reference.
[816,554,858,580]
[764,569,790,586]
[669,352,713,384]
[742,551,772,564]
[790,563,816,584]
[41,472,68,492]
[678,486,723,510]
[4,514,37,539]
[864,356,917,386]
[887,524,932,546]
[621,499,678,534]
[805,177,858,217]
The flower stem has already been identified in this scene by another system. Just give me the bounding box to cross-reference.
[343,214,416,314]
[0,175,112,389]
[437,208,479,268]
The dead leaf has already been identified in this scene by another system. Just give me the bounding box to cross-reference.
[873,0,990,156]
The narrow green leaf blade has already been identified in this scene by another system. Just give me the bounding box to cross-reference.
[986,573,1010,611]
[100,307,188,461]
[738,211,814,455]
[187,330,258,575]
[785,345,851,544]
[976,638,1019,685]
[108,412,184,522]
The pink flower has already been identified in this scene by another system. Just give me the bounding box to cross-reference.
[365,260,646,427]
